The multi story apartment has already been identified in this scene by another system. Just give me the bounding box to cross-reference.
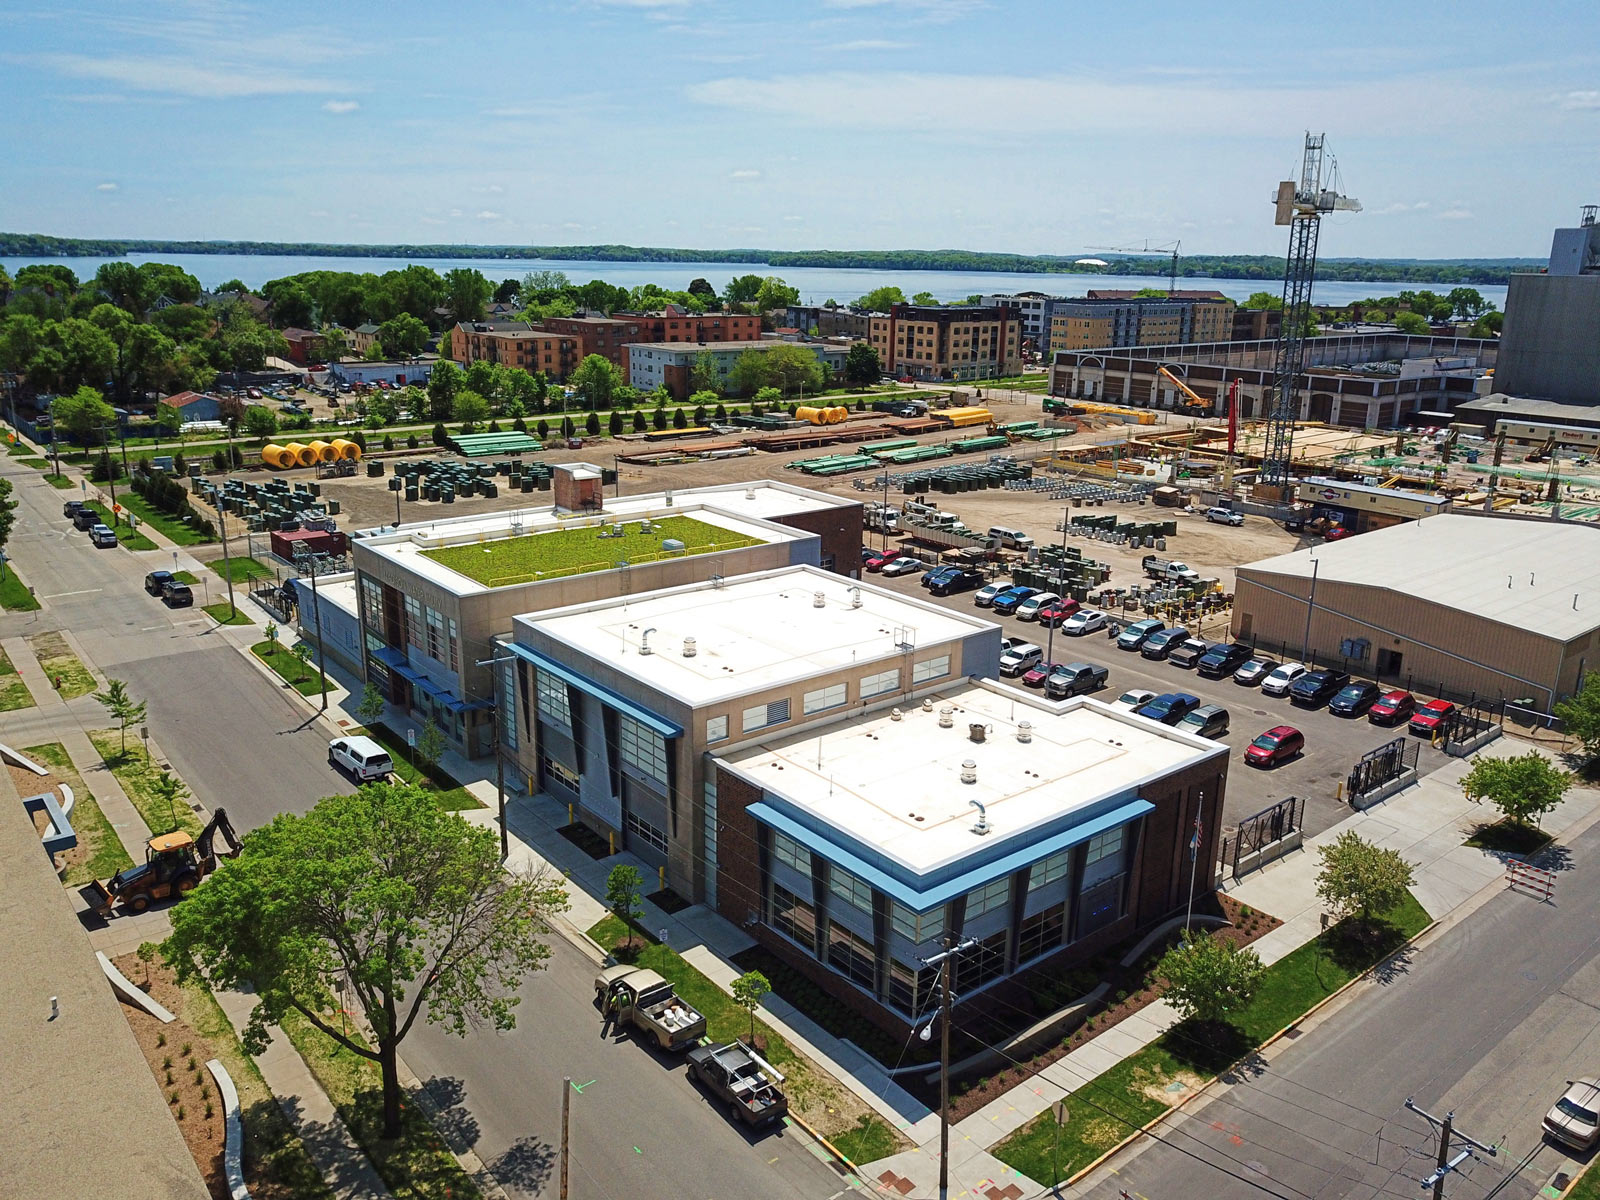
[783,305,872,339]
[538,315,647,381]
[1048,294,1237,353]
[613,305,762,345]
[981,291,1051,351]
[449,321,584,381]
[866,303,1021,382]
[627,340,847,400]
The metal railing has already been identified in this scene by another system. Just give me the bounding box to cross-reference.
[1346,737,1418,805]
[1220,795,1304,880]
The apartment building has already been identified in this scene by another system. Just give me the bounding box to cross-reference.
[866,303,1022,382]
[540,315,647,381]
[449,321,584,381]
[1048,294,1237,353]
[613,305,762,345]
[982,292,1051,351]
[627,340,847,400]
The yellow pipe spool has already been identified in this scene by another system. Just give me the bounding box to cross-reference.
[283,442,317,467]
[307,440,338,463]
[260,443,293,469]
[330,438,362,461]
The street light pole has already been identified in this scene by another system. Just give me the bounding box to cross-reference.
[297,547,329,712]
[1299,555,1320,666]
[919,936,976,1200]
[475,651,517,862]
[1045,495,1070,670]
[214,493,238,621]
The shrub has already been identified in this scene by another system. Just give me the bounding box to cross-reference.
[609,412,623,435]
[672,408,687,429]
[211,449,227,472]
[714,403,727,422]
[513,417,527,432]
[431,422,448,446]
[407,433,419,449]
[585,411,601,436]
[488,419,501,433]
[652,408,667,431]
[349,430,366,450]
[633,411,647,432]
[383,434,395,451]
[537,419,550,439]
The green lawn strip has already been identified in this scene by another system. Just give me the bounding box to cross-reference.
[87,730,205,838]
[18,456,49,468]
[23,741,132,885]
[832,1114,902,1165]
[114,488,216,545]
[27,631,96,698]
[252,641,324,696]
[207,555,276,583]
[277,1008,482,1200]
[994,893,1432,1187]
[1464,820,1553,856]
[45,473,75,489]
[204,601,255,626]
[361,722,482,810]
[0,646,35,711]
[1568,1163,1600,1200]
[173,570,199,584]
[423,514,761,588]
[178,982,337,1200]
[0,566,40,612]
[83,500,159,550]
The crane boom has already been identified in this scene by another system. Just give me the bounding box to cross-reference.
[1156,366,1213,412]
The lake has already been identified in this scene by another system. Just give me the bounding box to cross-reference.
[0,251,1510,311]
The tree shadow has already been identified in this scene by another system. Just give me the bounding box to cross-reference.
[1320,921,1414,985]
[488,1136,557,1194]
[1164,1019,1253,1076]
[418,1074,480,1152]
[272,1093,394,1199]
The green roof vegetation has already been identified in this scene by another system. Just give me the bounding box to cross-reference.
[421,514,764,588]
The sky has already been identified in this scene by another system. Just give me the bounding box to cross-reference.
[2,0,1597,259]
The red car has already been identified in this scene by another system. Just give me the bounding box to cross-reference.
[1324,526,1353,541]
[1035,599,1082,628]
[1021,661,1061,688]
[1368,689,1416,725]
[864,552,897,573]
[1244,725,1304,768]
[1409,699,1456,736]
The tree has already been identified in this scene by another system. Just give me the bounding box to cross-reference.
[442,268,492,324]
[363,342,387,362]
[493,277,521,304]
[569,354,622,411]
[263,621,279,653]
[1446,287,1488,320]
[427,359,461,420]
[1393,311,1431,335]
[856,286,906,312]
[688,350,719,395]
[605,864,645,948]
[93,261,155,315]
[290,642,313,681]
[1158,932,1264,1025]
[609,411,624,435]
[94,678,148,753]
[1554,674,1600,761]
[267,283,314,329]
[150,771,190,834]
[377,314,429,359]
[52,385,116,443]
[910,291,938,306]
[1240,291,1283,310]
[462,359,498,401]
[1133,287,1168,298]
[415,717,447,775]
[163,783,569,1139]
[1315,831,1416,926]
[356,681,386,725]
[844,342,881,386]
[688,389,720,413]
[723,274,765,308]
[30,318,116,393]
[687,277,716,300]
[754,276,800,313]
[763,343,825,397]
[584,411,600,436]
[216,278,248,294]
[0,479,15,569]
[311,328,349,364]
[1460,751,1571,828]
[453,390,490,431]
[731,970,772,1045]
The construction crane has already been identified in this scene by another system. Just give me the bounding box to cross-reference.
[1156,366,1215,414]
[1258,134,1361,496]
[1086,240,1182,294]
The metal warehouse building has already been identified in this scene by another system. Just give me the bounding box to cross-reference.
[1232,514,1600,708]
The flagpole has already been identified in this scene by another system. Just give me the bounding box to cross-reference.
[1185,798,1202,933]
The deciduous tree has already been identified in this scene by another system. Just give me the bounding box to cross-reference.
[731,970,772,1045]
[94,678,148,753]
[856,286,906,312]
[376,313,429,359]
[442,268,492,324]
[1158,932,1264,1025]
[844,342,881,385]
[453,390,490,431]
[569,354,622,411]
[1555,675,1600,762]
[51,385,117,443]
[1314,831,1415,926]
[605,864,645,948]
[1460,751,1571,828]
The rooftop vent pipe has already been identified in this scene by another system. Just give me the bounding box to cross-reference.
[850,586,863,609]
[682,636,697,658]
[969,723,990,743]
[962,761,979,787]
[1017,721,1033,743]
[890,708,903,722]
[939,706,954,728]
[639,627,656,656]
[745,487,757,500]
[969,798,989,832]
[813,591,826,608]
[922,699,933,713]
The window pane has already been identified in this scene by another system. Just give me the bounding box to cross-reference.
[826,921,877,990]
[965,877,1012,919]
[706,715,728,743]
[771,832,809,874]
[624,811,667,854]
[912,655,951,684]
[1018,903,1065,963]
[771,884,817,950]
[742,704,768,733]
[535,669,571,726]
[861,668,899,698]
[618,714,667,784]
[1030,850,1072,890]
[804,683,847,715]
[829,867,873,913]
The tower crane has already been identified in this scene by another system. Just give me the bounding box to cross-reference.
[1258,133,1361,496]
[1085,240,1182,294]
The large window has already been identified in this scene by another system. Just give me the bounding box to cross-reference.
[742,698,790,733]
[1029,849,1072,891]
[1085,826,1124,866]
[498,660,518,753]
[705,715,728,743]
[403,595,425,653]
[860,667,899,699]
[890,902,944,945]
[964,877,1012,921]
[771,832,810,875]
[829,867,873,914]
[424,605,447,664]
[955,929,1009,993]
[912,655,951,684]
[618,714,668,784]
[535,669,571,727]
[771,883,817,950]
[826,921,877,990]
[624,811,668,855]
[804,683,847,716]
[887,959,941,1016]
[1018,903,1065,964]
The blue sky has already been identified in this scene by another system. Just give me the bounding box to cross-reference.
[2,0,1597,258]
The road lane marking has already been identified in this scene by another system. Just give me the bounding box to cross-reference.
[41,588,103,598]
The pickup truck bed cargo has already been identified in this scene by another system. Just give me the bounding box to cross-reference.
[596,965,707,1051]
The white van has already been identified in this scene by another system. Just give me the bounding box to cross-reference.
[328,735,396,782]
[988,526,1035,551]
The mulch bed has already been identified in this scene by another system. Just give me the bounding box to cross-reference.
[557,822,612,860]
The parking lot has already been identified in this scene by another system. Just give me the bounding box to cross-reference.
[872,567,1454,842]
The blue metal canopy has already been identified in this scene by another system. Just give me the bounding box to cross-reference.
[505,642,683,738]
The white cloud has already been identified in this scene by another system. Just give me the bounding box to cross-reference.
[38,53,347,99]
[821,0,982,16]
[475,210,504,220]
[322,99,360,114]
[1438,206,1474,220]
[1558,90,1600,110]
[1372,200,1430,215]
[838,39,913,51]
[730,168,761,180]
[473,184,507,194]
[96,181,118,192]
[449,208,463,218]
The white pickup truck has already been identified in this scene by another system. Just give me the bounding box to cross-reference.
[1141,555,1201,585]
[596,965,707,1051]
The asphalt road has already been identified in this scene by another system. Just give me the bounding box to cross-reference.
[1074,820,1600,1200]
[400,935,851,1200]
[872,569,1454,839]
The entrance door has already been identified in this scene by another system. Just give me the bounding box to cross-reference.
[1376,647,1403,678]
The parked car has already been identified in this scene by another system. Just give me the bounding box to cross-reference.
[687,1041,788,1128]
[1133,693,1201,725]
[1013,592,1061,622]
[144,570,174,596]
[1260,662,1309,697]
[1409,699,1457,737]
[929,569,985,596]
[328,735,395,782]
[1368,689,1417,725]
[1245,725,1305,767]
[1233,657,1279,687]
[921,564,960,588]
[1021,661,1061,688]
[1328,681,1383,717]
[1198,642,1254,679]
[1113,688,1158,712]
[1061,609,1107,636]
[973,581,1011,608]
[1205,506,1244,526]
[1045,662,1109,700]
[89,524,118,548]
[991,586,1042,616]
[859,546,878,565]
[879,556,923,577]
[1166,639,1211,670]
[1544,1077,1600,1151]
[863,552,898,573]
[73,508,99,531]
[1324,526,1354,541]
[1140,626,1193,661]
[161,580,194,607]
[1177,704,1230,739]
[998,642,1044,677]
[1290,669,1352,708]
[63,499,85,519]
[1117,618,1166,651]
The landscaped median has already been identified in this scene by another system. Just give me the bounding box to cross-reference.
[27,630,96,698]
[204,602,254,626]
[993,893,1431,1187]
[252,639,324,696]
[0,564,40,611]
[586,914,904,1165]
[88,730,205,838]
[83,500,158,550]
[0,646,35,710]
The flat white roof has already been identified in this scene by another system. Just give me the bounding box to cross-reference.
[519,565,992,706]
[1240,513,1600,642]
[718,680,1217,878]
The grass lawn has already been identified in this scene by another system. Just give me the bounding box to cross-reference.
[83,500,159,551]
[115,488,215,545]
[1465,820,1554,856]
[204,601,255,626]
[27,631,96,698]
[423,514,763,588]
[0,566,40,612]
[363,722,481,810]
[173,570,198,584]
[0,646,35,711]
[1569,1164,1600,1200]
[87,730,205,838]
[18,456,48,468]
[252,640,325,697]
[178,983,336,1200]
[994,893,1431,1187]
[45,473,75,489]
[24,741,132,885]
[833,1114,902,1165]
[207,555,275,583]
[277,1008,482,1200]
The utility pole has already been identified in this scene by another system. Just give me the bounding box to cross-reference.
[560,1075,571,1200]
[1045,494,1070,670]
[1299,554,1320,666]
[296,546,330,711]
[1185,801,1203,933]
[1404,1097,1497,1199]
[214,492,238,620]
[919,936,976,1200]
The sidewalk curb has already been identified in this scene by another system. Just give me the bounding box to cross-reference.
[788,1110,863,1180]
